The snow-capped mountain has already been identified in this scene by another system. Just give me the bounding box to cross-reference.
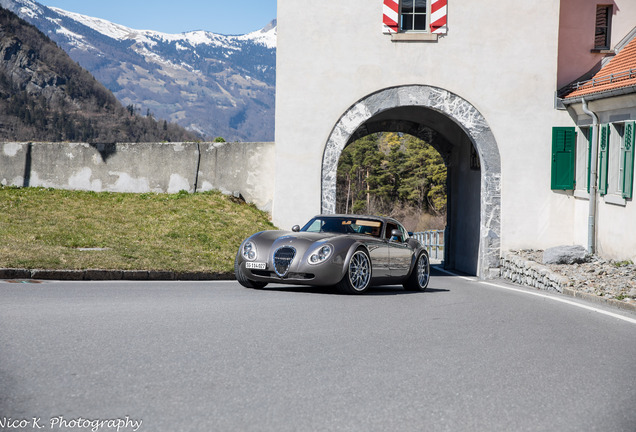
[0,0,276,141]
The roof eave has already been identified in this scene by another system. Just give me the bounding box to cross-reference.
[561,85,636,105]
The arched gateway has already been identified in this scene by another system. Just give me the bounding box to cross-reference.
[321,85,501,278]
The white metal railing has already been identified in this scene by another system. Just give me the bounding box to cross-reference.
[574,68,636,89]
[561,67,636,96]
[412,229,445,260]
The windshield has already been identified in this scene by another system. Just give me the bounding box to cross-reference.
[300,217,383,237]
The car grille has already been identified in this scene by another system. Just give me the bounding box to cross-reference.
[274,246,296,277]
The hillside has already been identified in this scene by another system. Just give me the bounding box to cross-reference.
[0,0,276,141]
[0,7,199,143]
[0,186,277,273]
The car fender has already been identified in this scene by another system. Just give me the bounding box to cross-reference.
[406,238,428,274]
[343,240,371,271]
[328,238,370,281]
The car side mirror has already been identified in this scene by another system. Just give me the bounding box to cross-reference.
[292,225,300,232]
[390,229,403,242]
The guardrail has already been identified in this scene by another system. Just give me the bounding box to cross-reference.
[412,229,445,260]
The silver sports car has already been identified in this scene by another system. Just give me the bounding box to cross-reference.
[234,214,430,294]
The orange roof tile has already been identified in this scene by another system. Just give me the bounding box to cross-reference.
[564,35,636,99]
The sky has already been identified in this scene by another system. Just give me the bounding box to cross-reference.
[37,0,277,35]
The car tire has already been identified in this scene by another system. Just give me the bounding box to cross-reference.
[403,251,430,291]
[336,248,372,294]
[234,254,268,289]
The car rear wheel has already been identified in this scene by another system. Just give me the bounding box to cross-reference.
[234,254,268,289]
[336,249,372,294]
[403,252,430,291]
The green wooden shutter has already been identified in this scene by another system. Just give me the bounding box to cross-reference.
[622,121,635,199]
[598,124,609,195]
[551,127,576,190]
[586,128,592,193]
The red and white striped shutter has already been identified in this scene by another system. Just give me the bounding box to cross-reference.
[382,0,399,34]
[430,0,448,34]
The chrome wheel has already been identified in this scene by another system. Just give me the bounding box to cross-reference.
[403,251,430,291]
[348,250,371,291]
[416,253,430,288]
[336,249,372,294]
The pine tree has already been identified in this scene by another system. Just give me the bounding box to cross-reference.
[336,132,447,219]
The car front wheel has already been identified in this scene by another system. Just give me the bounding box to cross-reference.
[403,252,430,291]
[336,248,372,294]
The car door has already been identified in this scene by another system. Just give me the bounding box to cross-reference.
[367,237,390,278]
[385,222,412,278]
[348,218,389,278]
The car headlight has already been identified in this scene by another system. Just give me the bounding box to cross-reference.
[241,241,257,261]
[308,244,333,265]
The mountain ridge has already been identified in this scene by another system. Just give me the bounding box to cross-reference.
[0,0,276,141]
[0,6,199,143]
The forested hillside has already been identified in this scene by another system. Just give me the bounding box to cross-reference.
[0,7,199,142]
[337,133,447,231]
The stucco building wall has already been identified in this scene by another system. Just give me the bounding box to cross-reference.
[274,0,578,275]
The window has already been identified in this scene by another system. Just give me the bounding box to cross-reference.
[609,124,623,197]
[383,0,447,36]
[385,222,398,240]
[598,122,634,203]
[575,127,591,194]
[573,122,634,202]
[385,222,408,242]
[301,216,384,236]
[594,5,612,50]
[401,0,428,32]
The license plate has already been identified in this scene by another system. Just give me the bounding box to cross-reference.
[245,262,266,270]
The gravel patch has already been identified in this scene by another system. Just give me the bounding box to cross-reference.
[506,249,636,306]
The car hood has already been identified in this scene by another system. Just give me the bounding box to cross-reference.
[248,230,363,260]
[251,230,343,246]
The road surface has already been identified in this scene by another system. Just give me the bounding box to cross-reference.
[1,269,635,431]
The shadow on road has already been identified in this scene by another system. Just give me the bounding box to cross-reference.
[259,284,450,296]
[430,265,474,277]
[258,266,452,296]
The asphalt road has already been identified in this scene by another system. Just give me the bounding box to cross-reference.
[1,269,635,432]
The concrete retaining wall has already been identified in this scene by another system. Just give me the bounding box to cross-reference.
[0,141,275,211]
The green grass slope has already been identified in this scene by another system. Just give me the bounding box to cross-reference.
[0,187,276,273]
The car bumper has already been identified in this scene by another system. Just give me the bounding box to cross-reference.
[239,260,346,286]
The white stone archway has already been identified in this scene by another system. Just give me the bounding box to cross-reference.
[321,85,501,278]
